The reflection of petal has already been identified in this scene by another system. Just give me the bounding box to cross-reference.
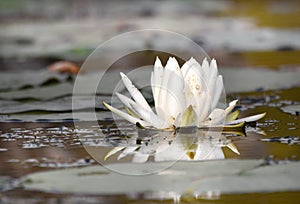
[194,142,225,160]
[227,143,240,155]
[104,129,241,163]
[132,152,149,163]
[104,146,125,160]
[155,142,189,161]
[118,146,139,160]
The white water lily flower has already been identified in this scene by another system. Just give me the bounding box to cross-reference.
[103,57,265,130]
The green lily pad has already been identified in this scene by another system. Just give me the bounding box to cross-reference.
[22,160,300,198]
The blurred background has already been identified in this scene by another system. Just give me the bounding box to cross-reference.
[1,0,300,71]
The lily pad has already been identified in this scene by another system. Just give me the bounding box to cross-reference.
[0,83,75,100]
[0,111,113,122]
[281,104,300,116]
[0,95,115,114]
[0,70,69,91]
[0,176,20,192]
[22,159,300,198]
[0,71,153,100]
[220,68,300,93]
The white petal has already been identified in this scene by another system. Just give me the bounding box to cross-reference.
[120,72,152,112]
[156,57,179,121]
[202,100,238,126]
[129,102,171,129]
[208,59,218,99]
[225,100,238,114]
[173,113,182,128]
[116,92,135,109]
[201,58,210,81]
[195,92,206,123]
[151,71,155,98]
[197,91,211,123]
[226,112,266,125]
[181,57,202,79]
[116,92,142,118]
[152,57,164,112]
[207,108,226,125]
[164,60,186,124]
[181,58,205,116]
[102,101,151,127]
[211,75,224,110]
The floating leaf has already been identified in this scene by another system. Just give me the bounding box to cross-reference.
[220,68,300,93]
[0,111,113,122]
[22,160,300,197]
[0,96,115,114]
[0,70,69,91]
[281,104,300,116]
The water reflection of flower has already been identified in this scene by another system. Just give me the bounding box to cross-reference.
[103,57,265,130]
[104,129,240,163]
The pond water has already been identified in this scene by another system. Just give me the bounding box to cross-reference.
[0,75,299,203]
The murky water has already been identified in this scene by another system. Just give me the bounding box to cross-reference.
[0,86,299,203]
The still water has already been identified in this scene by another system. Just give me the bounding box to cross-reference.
[0,86,299,203]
